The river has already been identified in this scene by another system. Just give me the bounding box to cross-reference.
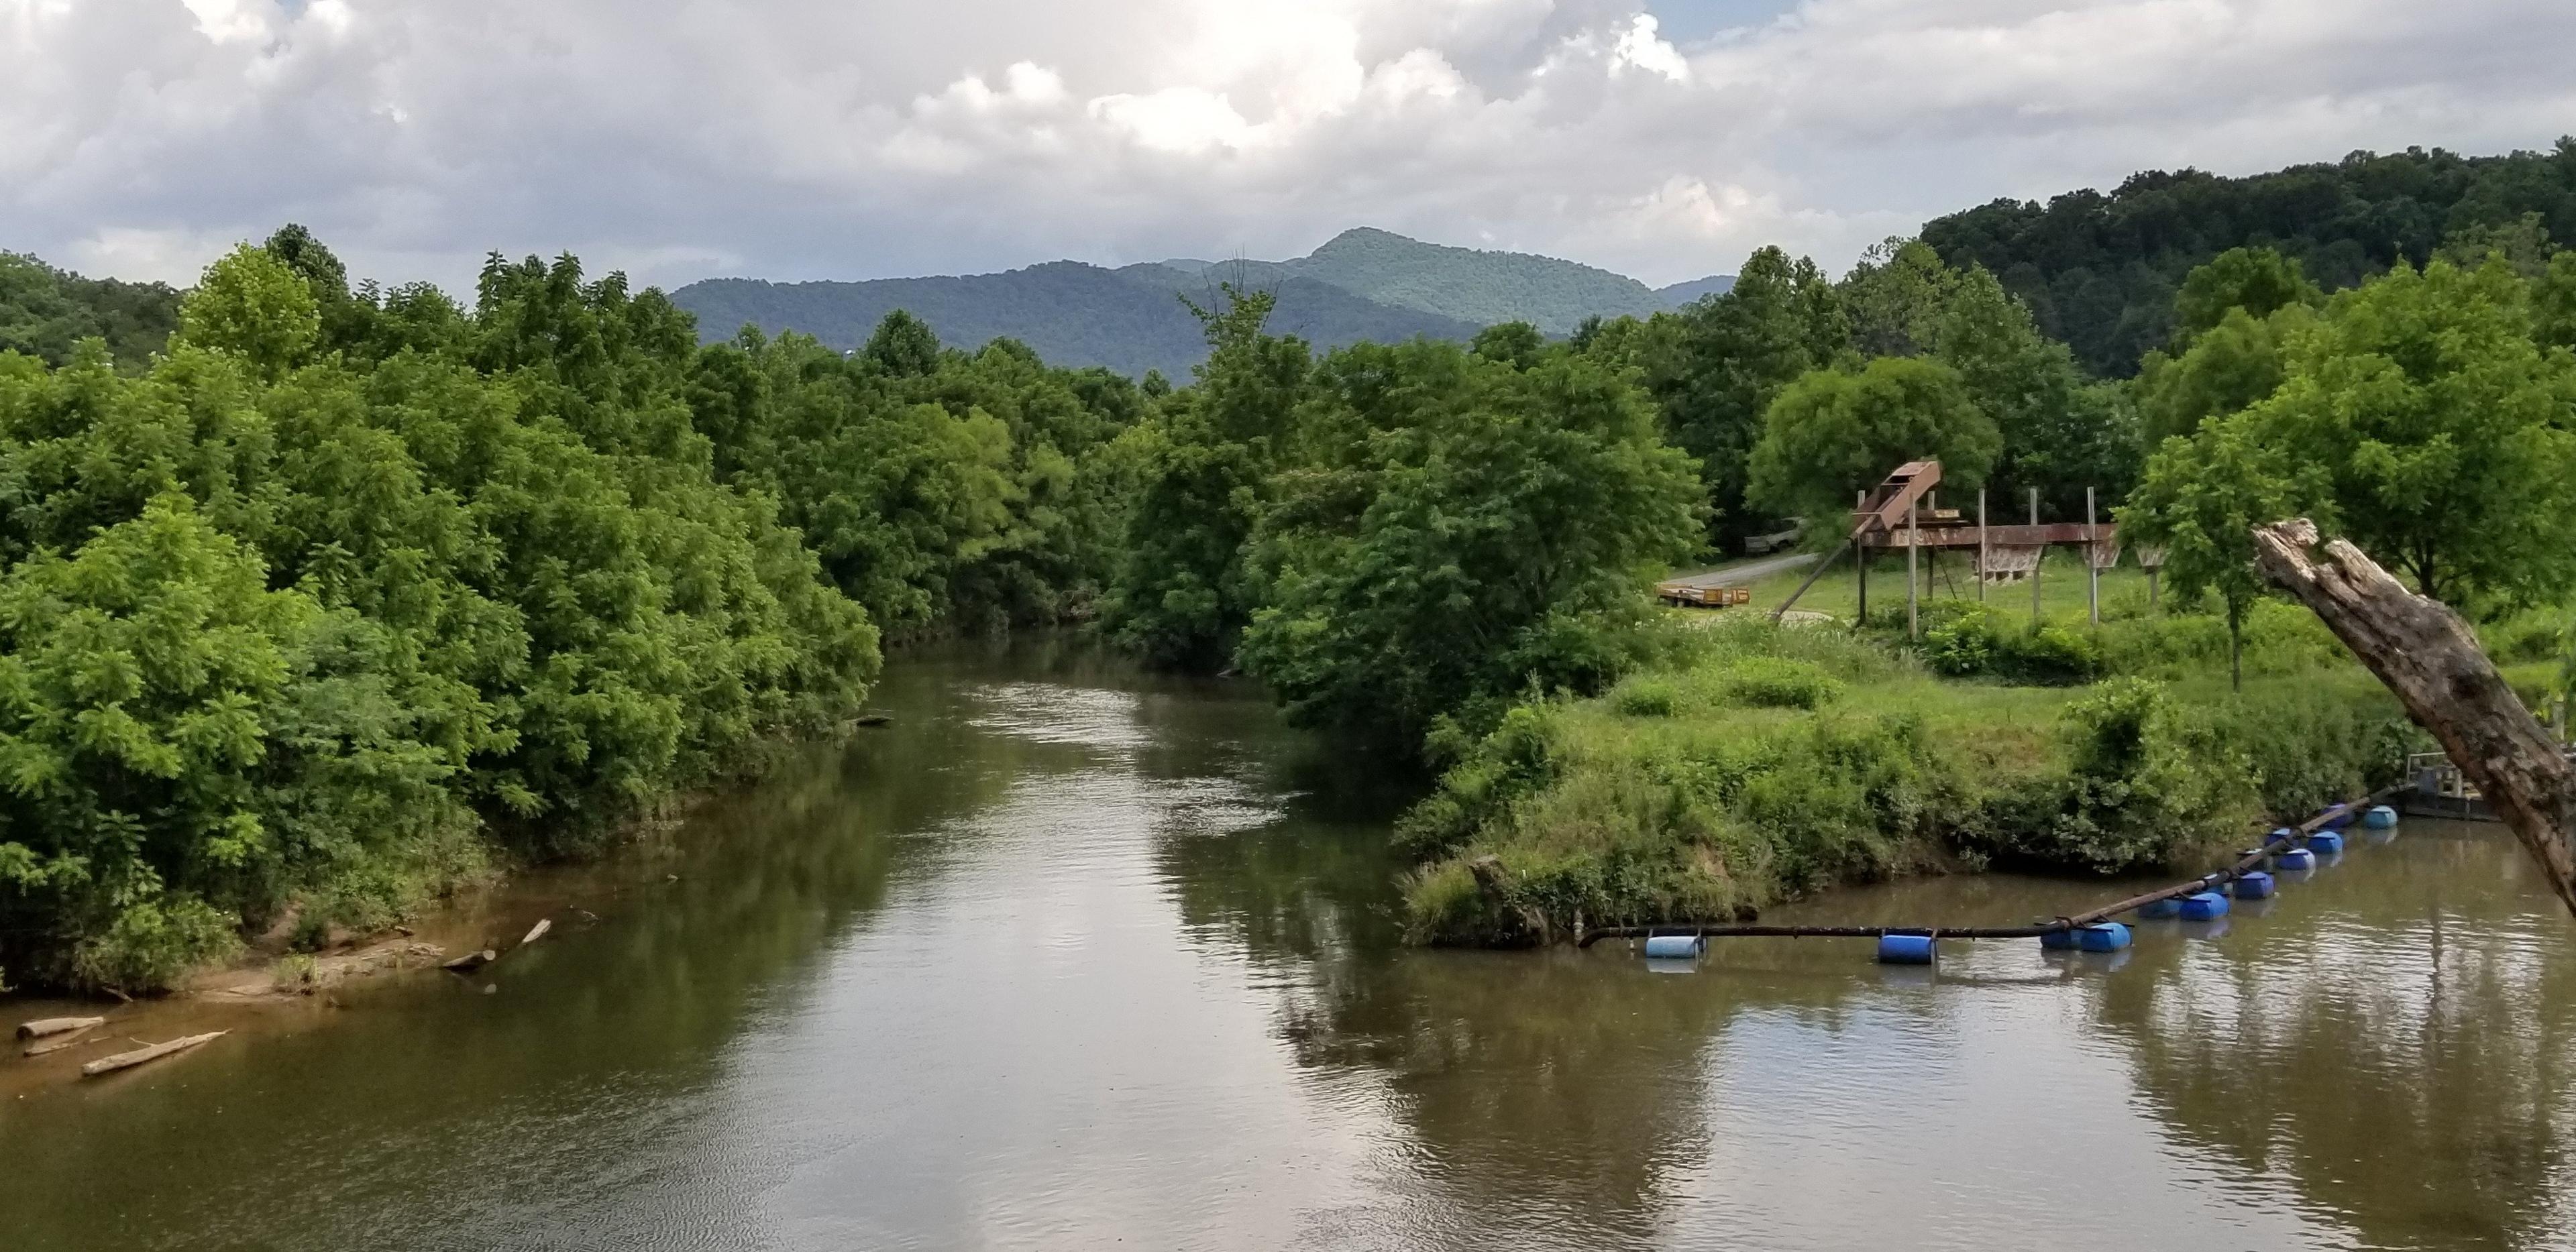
[3,640,2573,1251]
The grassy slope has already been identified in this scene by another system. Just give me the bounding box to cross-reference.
[1397,585,2559,946]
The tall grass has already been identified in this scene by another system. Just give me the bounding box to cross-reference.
[1401,611,2426,945]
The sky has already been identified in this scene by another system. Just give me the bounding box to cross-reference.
[4,0,2573,294]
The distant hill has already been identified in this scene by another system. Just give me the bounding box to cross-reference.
[0,251,180,369]
[674,261,1480,379]
[1921,139,2576,376]
[669,228,1731,376]
[1259,227,1668,333]
[1656,274,1737,304]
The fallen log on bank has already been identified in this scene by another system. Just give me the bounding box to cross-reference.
[441,949,497,974]
[16,1015,105,1041]
[81,1031,226,1078]
[2251,519,2576,920]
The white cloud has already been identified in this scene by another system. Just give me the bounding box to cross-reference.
[1,0,2569,294]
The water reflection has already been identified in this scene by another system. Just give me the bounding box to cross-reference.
[1,640,2571,1251]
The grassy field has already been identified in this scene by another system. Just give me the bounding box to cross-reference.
[1695,547,2163,627]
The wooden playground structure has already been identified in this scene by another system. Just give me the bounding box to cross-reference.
[1772,459,2167,635]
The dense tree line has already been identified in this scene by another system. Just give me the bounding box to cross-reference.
[0,229,1141,991]
[1923,139,2576,377]
[1574,237,2139,548]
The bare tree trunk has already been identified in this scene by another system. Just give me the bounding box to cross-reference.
[2253,519,2576,919]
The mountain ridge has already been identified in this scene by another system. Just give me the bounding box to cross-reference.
[669,228,1734,377]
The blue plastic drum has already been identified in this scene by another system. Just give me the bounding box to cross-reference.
[2308,830,2345,855]
[2179,891,2231,920]
[2075,922,2132,952]
[2233,870,2277,899]
[1876,934,1937,964]
[2274,848,2316,871]
[2136,897,2184,920]
[2363,805,2399,830]
[1642,933,1703,960]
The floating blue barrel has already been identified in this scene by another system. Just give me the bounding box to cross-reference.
[2040,926,2077,951]
[2274,848,2316,871]
[2179,891,2231,921]
[2264,826,2296,846]
[2320,805,2357,830]
[2309,830,2345,855]
[1876,934,1936,964]
[2363,805,2398,830]
[1642,933,1703,960]
[2076,922,2132,952]
[2233,870,2277,899]
[2136,897,2184,920]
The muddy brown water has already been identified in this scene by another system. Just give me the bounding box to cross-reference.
[4,639,2573,1251]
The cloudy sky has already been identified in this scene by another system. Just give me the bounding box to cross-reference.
[5,0,2572,294]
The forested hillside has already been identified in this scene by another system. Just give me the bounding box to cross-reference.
[1923,139,2576,375]
[0,251,182,369]
[1258,227,1670,333]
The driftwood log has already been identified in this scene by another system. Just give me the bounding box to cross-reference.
[22,1020,107,1056]
[2252,519,2576,919]
[16,1015,105,1041]
[519,918,552,947]
[441,949,497,974]
[81,1031,226,1078]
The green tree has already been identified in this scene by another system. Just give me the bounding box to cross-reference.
[1746,356,2001,537]
[1236,341,1703,744]
[2436,211,2556,278]
[2240,259,2576,608]
[862,309,943,378]
[2118,421,2314,689]
[2173,247,2321,345]
[1935,265,2136,512]
[1838,238,1957,358]
[1103,287,1312,669]
[2135,304,2311,443]
[177,245,320,380]
[1642,247,1849,547]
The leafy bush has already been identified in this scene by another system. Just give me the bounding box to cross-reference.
[1714,657,1843,709]
[1919,601,2103,684]
[1613,678,1682,718]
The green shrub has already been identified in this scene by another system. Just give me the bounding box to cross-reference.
[1715,657,1843,709]
[1612,677,1682,718]
[1919,602,2102,684]
[70,897,242,994]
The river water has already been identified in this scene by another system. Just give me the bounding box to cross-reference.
[4,640,2574,1251]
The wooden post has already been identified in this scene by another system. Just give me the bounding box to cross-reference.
[2086,486,2100,626]
[2028,488,2042,626]
[1856,489,1868,623]
[1976,488,1988,604]
[1907,496,1920,640]
[2253,519,2576,919]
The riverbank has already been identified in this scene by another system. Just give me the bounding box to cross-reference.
[1397,606,2468,946]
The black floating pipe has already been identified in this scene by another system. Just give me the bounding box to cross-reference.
[1576,787,2400,948]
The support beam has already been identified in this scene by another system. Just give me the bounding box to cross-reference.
[2029,488,2042,626]
[2252,519,2576,919]
[1907,496,1920,640]
[1856,490,1868,624]
[1976,488,1988,604]
[2086,486,2100,626]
